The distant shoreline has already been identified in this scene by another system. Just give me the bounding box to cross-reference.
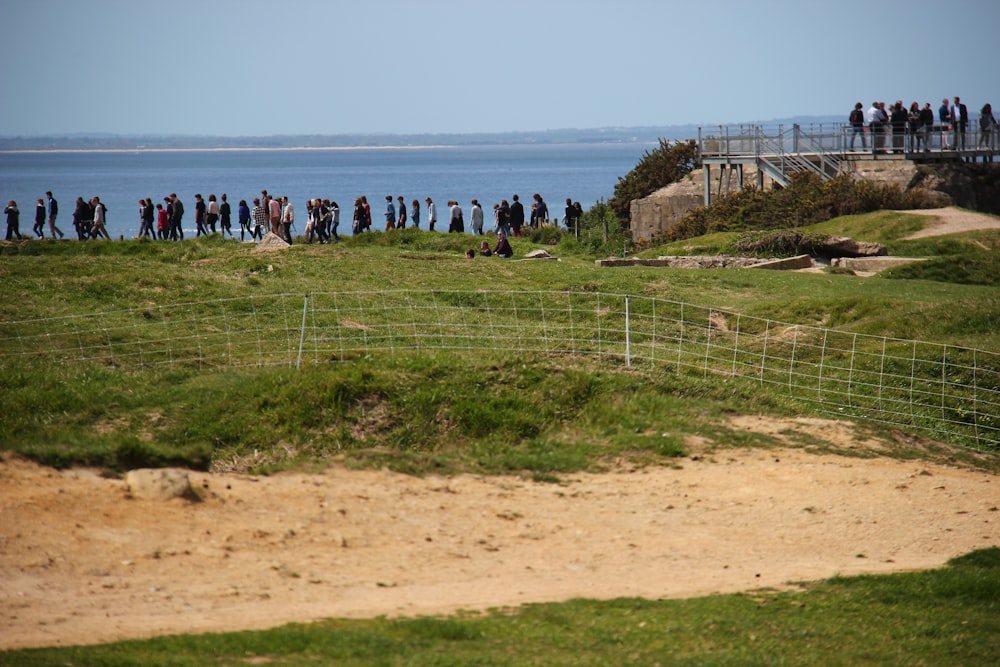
[0,145,468,155]
[0,142,663,156]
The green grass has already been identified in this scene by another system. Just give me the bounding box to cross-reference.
[4,547,998,665]
[0,354,776,475]
[643,210,1000,286]
[1,223,998,473]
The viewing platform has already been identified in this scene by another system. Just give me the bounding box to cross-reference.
[697,123,996,205]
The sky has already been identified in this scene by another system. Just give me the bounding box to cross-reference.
[1,0,998,137]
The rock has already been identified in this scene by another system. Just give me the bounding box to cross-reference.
[125,468,201,502]
[524,249,556,260]
[817,236,887,258]
[254,232,291,251]
[596,256,771,268]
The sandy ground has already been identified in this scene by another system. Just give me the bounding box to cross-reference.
[2,208,998,651]
[899,206,1000,239]
[1,415,998,651]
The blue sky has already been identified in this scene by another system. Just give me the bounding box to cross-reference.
[1,0,997,137]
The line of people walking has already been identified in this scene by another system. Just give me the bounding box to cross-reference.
[5,188,585,244]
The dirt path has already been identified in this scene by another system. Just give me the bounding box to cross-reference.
[2,416,997,650]
[899,206,1000,239]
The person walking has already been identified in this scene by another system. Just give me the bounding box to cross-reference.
[530,193,548,228]
[135,198,147,238]
[250,197,267,240]
[169,193,184,240]
[219,193,232,238]
[384,195,396,231]
[448,200,464,233]
[73,196,91,240]
[280,196,294,243]
[45,191,64,239]
[397,196,407,229]
[206,194,220,234]
[306,199,322,243]
[410,198,420,229]
[563,197,577,236]
[361,196,372,231]
[194,194,207,236]
[497,199,511,237]
[470,199,483,235]
[143,198,157,238]
[268,194,281,235]
[237,199,251,240]
[33,198,46,238]
[5,200,24,240]
[352,198,364,234]
[425,197,436,231]
[90,197,111,239]
[156,202,169,239]
[509,194,525,236]
[329,200,340,242]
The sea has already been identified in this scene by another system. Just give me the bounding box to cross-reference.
[0,143,653,239]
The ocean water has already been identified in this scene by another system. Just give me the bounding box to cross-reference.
[0,143,652,239]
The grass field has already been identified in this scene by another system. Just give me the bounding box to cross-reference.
[1,218,997,473]
[1,213,998,663]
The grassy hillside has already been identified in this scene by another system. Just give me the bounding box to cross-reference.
[1,218,998,474]
[645,210,1000,286]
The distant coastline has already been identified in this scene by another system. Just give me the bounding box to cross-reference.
[0,145,463,155]
[0,118,840,153]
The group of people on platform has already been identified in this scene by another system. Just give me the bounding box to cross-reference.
[849,96,996,161]
[5,188,585,252]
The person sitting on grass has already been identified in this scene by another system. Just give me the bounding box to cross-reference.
[493,231,513,258]
[480,240,492,257]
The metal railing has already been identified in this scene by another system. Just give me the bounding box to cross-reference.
[700,122,998,164]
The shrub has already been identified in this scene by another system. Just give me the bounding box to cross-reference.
[669,173,936,242]
[527,225,564,245]
[572,200,632,257]
[728,229,830,257]
[609,139,698,221]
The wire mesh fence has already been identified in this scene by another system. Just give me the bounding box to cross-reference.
[2,290,997,451]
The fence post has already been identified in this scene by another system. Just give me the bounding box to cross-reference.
[296,294,308,370]
[625,296,631,367]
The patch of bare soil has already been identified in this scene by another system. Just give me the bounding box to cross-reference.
[898,207,1000,239]
[1,417,997,650]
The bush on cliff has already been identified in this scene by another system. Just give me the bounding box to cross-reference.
[667,172,936,241]
[609,139,698,222]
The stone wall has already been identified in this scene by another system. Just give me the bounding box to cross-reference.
[629,165,774,243]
